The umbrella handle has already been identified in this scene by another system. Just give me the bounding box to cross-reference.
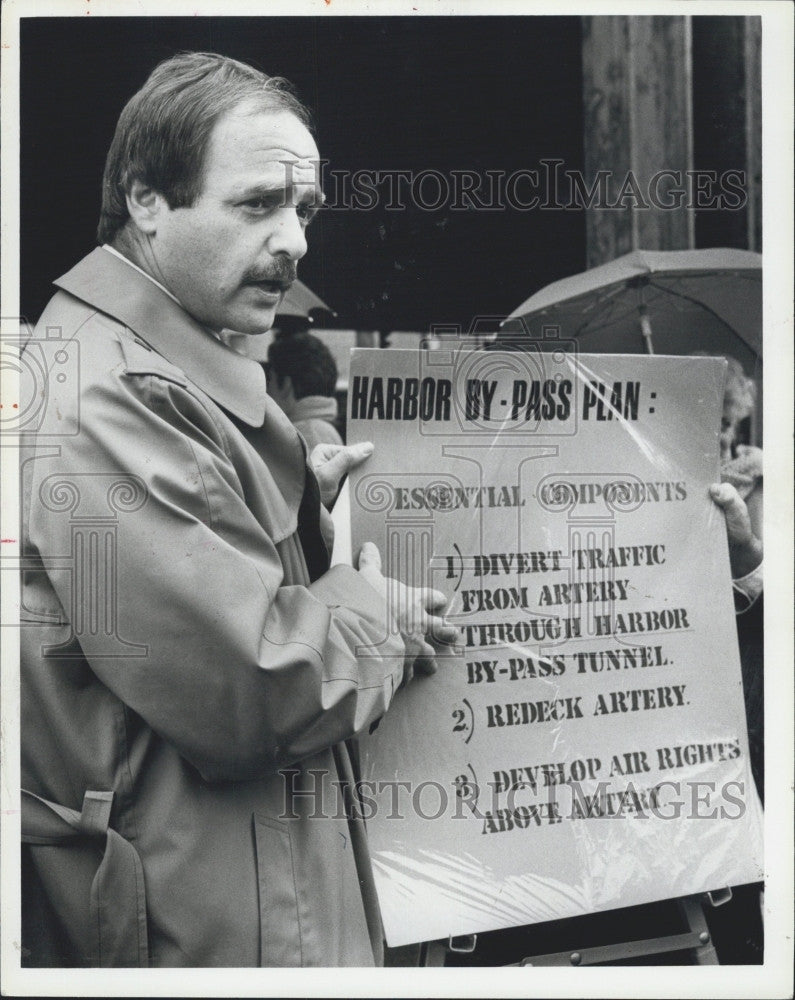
[638,306,654,355]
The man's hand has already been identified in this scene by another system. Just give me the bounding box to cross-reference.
[310,441,374,506]
[357,542,461,683]
[709,482,763,579]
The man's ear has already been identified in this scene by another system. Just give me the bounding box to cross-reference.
[273,374,295,403]
[267,372,291,406]
[125,180,167,235]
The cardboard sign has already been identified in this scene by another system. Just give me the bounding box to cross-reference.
[347,348,763,947]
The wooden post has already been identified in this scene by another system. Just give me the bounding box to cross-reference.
[691,16,762,254]
[745,17,762,255]
[582,16,695,268]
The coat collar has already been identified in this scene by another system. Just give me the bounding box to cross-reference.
[291,396,339,423]
[54,247,268,427]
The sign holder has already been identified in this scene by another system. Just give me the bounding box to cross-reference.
[416,891,734,966]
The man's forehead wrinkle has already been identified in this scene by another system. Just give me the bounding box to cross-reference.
[206,162,323,204]
[210,107,319,159]
[208,147,319,171]
[246,144,319,162]
[211,150,320,183]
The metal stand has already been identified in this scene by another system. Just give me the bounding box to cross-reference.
[417,891,730,967]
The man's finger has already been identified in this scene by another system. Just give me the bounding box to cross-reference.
[315,442,374,505]
[419,588,450,612]
[412,640,438,676]
[709,483,752,538]
[309,442,338,466]
[357,541,382,571]
[426,617,463,645]
[322,441,374,481]
[345,441,375,466]
[709,482,739,510]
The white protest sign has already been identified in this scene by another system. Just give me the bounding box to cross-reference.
[347,347,763,948]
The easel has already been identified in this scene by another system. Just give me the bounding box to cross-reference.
[416,890,732,967]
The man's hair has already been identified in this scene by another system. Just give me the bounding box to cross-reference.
[267,333,338,399]
[97,51,312,243]
[691,352,757,425]
[721,355,757,426]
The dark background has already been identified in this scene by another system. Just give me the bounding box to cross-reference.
[20,16,751,333]
[20,16,586,331]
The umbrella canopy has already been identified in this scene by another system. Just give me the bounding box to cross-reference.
[499,248,762,367]
[278,279,336,320]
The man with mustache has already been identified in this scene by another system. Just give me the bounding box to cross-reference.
[20,51,455,968]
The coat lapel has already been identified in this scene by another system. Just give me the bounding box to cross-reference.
[54,247,268,427]
[54,246,312,531]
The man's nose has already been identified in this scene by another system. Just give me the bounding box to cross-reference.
[267,206,308,261]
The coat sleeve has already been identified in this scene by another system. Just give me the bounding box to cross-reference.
[28,368,406,781]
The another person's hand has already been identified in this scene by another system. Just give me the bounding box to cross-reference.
[357,541,462,683]
[709,482,763,578]
[310,441,373,506]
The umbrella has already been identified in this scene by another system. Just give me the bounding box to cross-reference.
[499,248,762,368]
[278,279,336,320]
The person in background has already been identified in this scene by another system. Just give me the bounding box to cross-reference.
[266,332,344,451]
[717,356,762,538]
[706,355,764,965]
[708,356,763,801]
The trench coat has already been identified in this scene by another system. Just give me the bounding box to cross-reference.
[20,247,405,967]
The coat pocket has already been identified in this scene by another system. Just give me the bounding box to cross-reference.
[253,813,302,966]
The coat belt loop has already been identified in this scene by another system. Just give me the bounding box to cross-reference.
[22,788,149,967]
[79,790,114,836]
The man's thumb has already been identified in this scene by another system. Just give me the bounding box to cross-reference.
[325,441,374,480]
[357,541,382,571]
[709,482,734,507]
[344,441,374,468]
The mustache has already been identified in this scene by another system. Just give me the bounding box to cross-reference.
[243,261,297,288]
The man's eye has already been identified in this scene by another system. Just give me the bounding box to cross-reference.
[239,198,319,223]
[242,198,274,212]
[296,202,320,224]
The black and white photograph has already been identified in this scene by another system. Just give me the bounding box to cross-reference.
[1,2,792,996]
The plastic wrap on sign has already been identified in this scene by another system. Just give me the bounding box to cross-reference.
[346,349,764,949]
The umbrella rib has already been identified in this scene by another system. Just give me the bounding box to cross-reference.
[569,280,758,354]
[574,296,644,334]
[647,279,760,346]
[577,283,630,315]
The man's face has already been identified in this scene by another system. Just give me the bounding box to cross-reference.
[148,106,322,335]
[719,413,736,462]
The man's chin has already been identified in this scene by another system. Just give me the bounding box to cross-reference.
[225,304,280,337]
